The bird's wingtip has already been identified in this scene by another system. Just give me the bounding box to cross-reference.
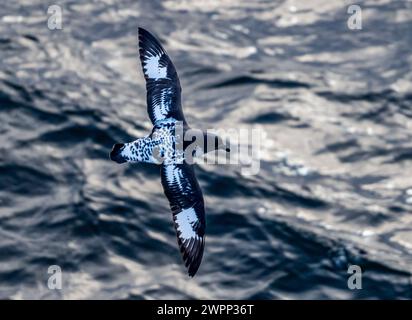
[138,27,151,37]
[187,269,198,278]
[186,255,202,278]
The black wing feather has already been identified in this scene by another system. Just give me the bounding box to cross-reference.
[138,27,186,124]
[160,163,205,277]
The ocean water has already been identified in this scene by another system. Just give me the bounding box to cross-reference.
[0,0,412,299]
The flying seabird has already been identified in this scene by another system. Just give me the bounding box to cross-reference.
[110,28,229,277]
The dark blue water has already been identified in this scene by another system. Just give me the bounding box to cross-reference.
[1,0,412,299]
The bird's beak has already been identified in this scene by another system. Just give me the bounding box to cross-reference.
[219,143,230,152]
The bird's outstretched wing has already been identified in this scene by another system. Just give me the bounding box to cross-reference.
[160,163,205,277]
[138,27,186,125]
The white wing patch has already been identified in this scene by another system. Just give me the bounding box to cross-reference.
[175,207,199,241]
[143,54,168,80]
[164,164,190,193]
[152,87,173,121]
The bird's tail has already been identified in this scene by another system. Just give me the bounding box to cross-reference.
[110,143,126,164]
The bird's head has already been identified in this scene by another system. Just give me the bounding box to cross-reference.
[216,135,231,153]
[204,133,230,153]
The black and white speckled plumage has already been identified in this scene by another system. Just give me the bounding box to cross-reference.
[110,28,227,277]
[117,119,184,165]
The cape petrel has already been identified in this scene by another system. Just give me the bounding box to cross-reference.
[110,28,229,277]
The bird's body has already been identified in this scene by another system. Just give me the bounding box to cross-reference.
[110,28,228,277]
